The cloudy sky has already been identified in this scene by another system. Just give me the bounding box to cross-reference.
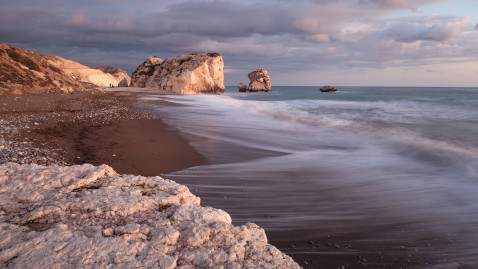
[1,0,477,86]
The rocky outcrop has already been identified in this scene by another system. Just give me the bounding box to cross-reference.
[319,85,337,92]
[130,53,225,95]
[0,44,87,94]
[0,44,130,94]
[238,82,247,92]
[46,56,130,88]
[96,66,131,87]
[238,68,271,92]
[130,56,163,88]
[0,163,300,268]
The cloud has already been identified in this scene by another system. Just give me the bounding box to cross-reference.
[0,0,476,86]
[384,16,471,43]
[359,0,444,10]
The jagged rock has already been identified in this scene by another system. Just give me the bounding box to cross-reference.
[320,85,337,92]
[238,68,271,92]
[238,82,247,92]
[130,53,225,95]
[0,163,301,269]
[0,44,131,94]
[130,56,163,88]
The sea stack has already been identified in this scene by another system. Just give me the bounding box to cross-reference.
[238,82,248,92]
[130,53,225,95]
[238,68,271,92]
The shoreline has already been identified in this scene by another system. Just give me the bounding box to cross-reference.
[0,89,301,267]
[0,90,207,175]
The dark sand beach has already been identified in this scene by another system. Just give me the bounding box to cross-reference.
[5,88,475,269]
[0,90,206,175]
[0,90,433,269]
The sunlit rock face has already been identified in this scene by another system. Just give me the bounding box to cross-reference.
[0,44,130,94]
[238,68,271,92]
[0,163,300,268]
[130,53,225,95]
[96,66,131,87]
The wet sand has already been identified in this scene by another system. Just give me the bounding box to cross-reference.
[79,118,206,176]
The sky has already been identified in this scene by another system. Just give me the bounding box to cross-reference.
[1,0,477,87]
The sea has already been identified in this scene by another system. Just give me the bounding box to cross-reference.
[147,86,478,268]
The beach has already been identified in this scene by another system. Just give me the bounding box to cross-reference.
[0,90,206,175]
[0,88,302,268]
[2,87,478,269]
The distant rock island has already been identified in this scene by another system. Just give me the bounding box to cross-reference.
[238,68,271,92]
[320,85,337,92]
[130,53,225,95]
[0,44,130,94]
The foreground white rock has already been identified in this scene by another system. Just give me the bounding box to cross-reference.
[0,163,300,269]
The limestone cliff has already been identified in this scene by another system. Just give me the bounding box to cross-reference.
[0,163,301,268]
[46,55,130,88]
[0,44,87,94]
[131,53,225,95]
[96,66,131,87]
[0,44,130,94]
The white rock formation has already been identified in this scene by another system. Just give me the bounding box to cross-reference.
[247,68,271,92]
[130,56,163,88]
[238,68,271,92]
[0,163,300,269]
[47,56,130,88]
[130,53,225,95]
[96,66,131,87]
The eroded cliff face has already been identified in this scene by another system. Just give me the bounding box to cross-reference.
[46,55,130,88]
[0,44,131,94]
[0,44,88,94]
[130,56,163,88]
[0,163,301,269]
[130,53,225,95]
[96,66,131,87]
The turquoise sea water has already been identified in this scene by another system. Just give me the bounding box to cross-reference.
[148,86,478,268]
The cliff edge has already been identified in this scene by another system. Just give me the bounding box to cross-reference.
[0,44,130,94]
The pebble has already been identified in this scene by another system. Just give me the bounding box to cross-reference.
[0,93,159,166]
